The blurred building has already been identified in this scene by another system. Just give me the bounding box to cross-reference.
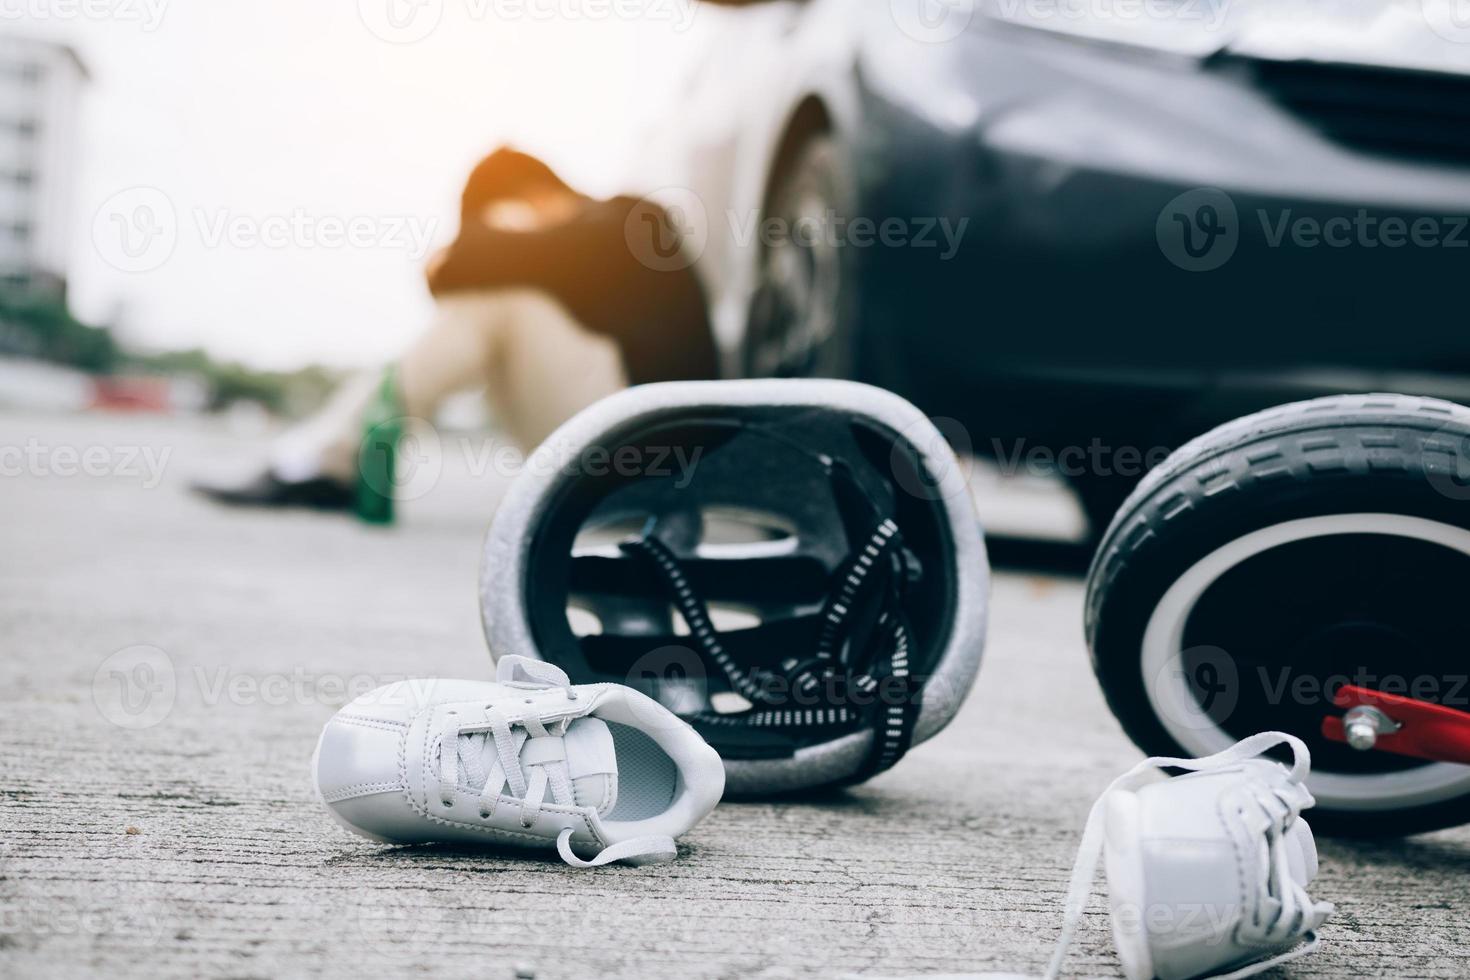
[0,36,87,300]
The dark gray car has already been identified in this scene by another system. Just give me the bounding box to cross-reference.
[674,0,1470,535]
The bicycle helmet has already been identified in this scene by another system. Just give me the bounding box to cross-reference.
[480,380,988,794]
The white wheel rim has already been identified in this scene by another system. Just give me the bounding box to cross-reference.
[1141,513,1470,812]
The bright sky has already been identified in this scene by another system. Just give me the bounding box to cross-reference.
[26,0,715,370]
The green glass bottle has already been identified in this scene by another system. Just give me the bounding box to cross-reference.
[355,367,402,525]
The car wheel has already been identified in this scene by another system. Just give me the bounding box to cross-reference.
[1086,393,1470,836]
[742,134,855,378]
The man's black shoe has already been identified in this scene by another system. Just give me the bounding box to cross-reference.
[191,470,355,512]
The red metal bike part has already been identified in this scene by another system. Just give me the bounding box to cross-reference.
[1322,684,1470,766]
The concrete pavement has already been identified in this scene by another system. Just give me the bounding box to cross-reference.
[1,410,1467,978]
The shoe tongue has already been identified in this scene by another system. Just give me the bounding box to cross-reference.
[461,717,619,813]
[559,717,619,815]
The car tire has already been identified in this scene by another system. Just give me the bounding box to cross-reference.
[742,134,857,378]
[1086,392,1470,836]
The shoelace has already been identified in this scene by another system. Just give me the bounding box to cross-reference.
[621,519,919,779]
[1037,731,1333,980]
[434,655,678,869]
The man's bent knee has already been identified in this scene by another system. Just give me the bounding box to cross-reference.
[431,286,562,323]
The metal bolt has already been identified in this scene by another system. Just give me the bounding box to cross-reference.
[1344,705,1400,751]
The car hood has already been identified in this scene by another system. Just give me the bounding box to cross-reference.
[984,0,1470,76]
[1226,0,1470,74]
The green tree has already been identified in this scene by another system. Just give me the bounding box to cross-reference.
[0,293,118,373]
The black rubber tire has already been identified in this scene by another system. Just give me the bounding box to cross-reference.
[1085,392,1470,837]
[741,134,857,379]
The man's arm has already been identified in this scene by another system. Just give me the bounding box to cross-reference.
[426,216,595,296]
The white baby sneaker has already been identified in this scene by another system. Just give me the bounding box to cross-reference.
[1039,731,1334,980]
[1098,733,1332,980]
[312,655,725,867]
[858,732,1333,980]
